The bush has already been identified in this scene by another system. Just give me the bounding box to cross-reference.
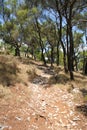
[0,55,19,86]
[27,67,37,81]
[0,85,11,98]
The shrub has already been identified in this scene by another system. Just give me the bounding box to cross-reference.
[27,67,37,81]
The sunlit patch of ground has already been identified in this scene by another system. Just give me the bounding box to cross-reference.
[0,55,87,130]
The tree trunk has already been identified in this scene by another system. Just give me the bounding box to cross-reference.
[61,41,68,73]
[56,41,60,66]
[51,46,54,67]
[59,13,67,73]
[66,23,70,71]
[68,7,74,80]
[35,18,46,65]
[41,47,46,65]
[15,46,20,56]
[84,60,87,74]
[75,60,78,71]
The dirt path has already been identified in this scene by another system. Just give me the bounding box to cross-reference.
[0,63,87,130]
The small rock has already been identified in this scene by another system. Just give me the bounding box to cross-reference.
[42,101,47,107]
[0,124,9,130]
[15,116,22,121]
[27,117,30,121]
[73,116,81,121]
[72,88,80,94]
[69,120,77,126]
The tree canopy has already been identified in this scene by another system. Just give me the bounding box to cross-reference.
[0,0,87,79]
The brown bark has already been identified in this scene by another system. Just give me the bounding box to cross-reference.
[56,41,59,66]
[35,18,46,65]
[55,0,67,73]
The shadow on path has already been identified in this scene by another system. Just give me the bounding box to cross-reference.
[76,104,87,116]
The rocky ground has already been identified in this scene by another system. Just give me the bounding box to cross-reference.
[0,56,87,130]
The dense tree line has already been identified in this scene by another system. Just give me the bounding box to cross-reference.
[0,0,87,80]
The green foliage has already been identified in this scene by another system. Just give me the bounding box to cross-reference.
[4,21,14,32]
[6,44,15,54]
[17,9,28,22]
[4,7,11,21]
[20,45,27,52]
[59,51,63,66]
[74,32,84,48]
[32,7,38,14]
[35,49,41,60]
[1,0,87,79]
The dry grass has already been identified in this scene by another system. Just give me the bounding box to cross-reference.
[0,55,32,101]
[0,85,12,99]
[48,66,70,85]
[0,55,20,86]
[47,65,87,103]
[0,54,87,104]
[27,66,37,81]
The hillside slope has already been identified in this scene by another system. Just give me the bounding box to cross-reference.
[0,55,87,130]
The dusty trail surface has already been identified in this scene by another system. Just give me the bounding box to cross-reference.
[0,57,87,130]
